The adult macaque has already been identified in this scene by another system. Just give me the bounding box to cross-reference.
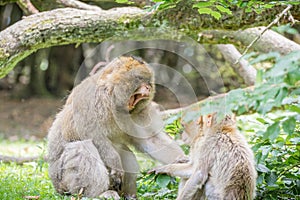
[150,113,257,200]
[47,56,185,198]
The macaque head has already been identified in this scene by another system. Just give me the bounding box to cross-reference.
[97,56,155,113]
[197,113,236,135]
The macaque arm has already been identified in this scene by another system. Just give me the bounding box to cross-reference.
[132,132,185,164]
[93,136,123,172]
[150,163,194,179]
[176,170,208,200]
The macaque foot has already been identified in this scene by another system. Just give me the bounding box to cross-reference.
[109,169,124,191]
[99,190,120,200]
[123,193,137,200]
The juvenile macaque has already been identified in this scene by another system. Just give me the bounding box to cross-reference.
[150,113,257,200]
[47,56,184,198]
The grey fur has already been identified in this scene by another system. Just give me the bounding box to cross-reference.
[151,114,257,200]
[47,56,184,198]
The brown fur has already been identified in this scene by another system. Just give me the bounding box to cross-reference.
[47,56,184,198]
[151,113,257,200]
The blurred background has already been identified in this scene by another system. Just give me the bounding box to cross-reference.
[1,3,299,142]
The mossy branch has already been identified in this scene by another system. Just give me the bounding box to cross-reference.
[0,7,148,78]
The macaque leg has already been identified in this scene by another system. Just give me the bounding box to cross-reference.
[177,170,207,200]
[49,140,113,198]
[114,144,139,198]
[93,137,124,191]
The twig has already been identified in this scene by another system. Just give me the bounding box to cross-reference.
[235,4,293,64]
[0,155,41,164]
[0,154,47,164]
[89,45,115,75]
[17,0,39,15]
[57,0,102,11]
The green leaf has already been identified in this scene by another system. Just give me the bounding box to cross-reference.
[257,164,270,173]
[250,52,280,65]
[282,117,296,135]
[197,7,214,14]
[256,117,268,124]
[165,114,180,125]
[274,87,288,106]
[193,1,214,8]
[263,122,280,141]
[215,5,232,15]
[266,51,300,79]
[285,69,300,86]
[256,69,264,85]
[115,0,130,3]
[266,171,278,186]
[287,105,300,113]
[156,174,171,188]
[210,11,222,20]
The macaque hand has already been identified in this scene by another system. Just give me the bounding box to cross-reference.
[148,165,171,175]
[173,155,190,163]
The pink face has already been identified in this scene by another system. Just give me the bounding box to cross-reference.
[128,83,152,111]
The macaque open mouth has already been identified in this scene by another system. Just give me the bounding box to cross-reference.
[128,83,151,110]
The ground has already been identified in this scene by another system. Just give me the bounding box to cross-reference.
[0,92,63,141]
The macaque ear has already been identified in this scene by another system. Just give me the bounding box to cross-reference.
[232,113,236,122]
[196,116,203,125]
[206,114,213,127]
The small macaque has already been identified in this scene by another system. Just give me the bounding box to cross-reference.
[47,56,185,199]
[150,113,257,200]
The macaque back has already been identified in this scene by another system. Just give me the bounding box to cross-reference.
[151,113,257,200]
[189,114,257,200]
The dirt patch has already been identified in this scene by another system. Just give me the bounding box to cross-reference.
[0,92,63,140]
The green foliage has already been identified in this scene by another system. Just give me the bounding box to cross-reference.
[0,162,66,199]
[249,113,300,199]
[137,172,178,199]
[165,50,300,199]
[152,0,300,20]
[115,0,133,4]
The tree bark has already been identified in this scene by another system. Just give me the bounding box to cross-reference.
[202,27,300,55]
[0,7,148,78]
[217,44,256,86]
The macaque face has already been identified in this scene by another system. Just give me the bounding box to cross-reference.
[104,56,155,113]
[128,82,153,111]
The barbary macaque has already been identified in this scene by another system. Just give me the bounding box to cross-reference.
[150,113,257,200]
[47,56,185,198]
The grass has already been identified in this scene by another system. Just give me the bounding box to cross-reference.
[0,140,65,199]
[0,162,66,200]
[0,140,174,200]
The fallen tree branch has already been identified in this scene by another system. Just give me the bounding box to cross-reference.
[202,27,300,55]
[217,44,256,86]
[0,155,41,164]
